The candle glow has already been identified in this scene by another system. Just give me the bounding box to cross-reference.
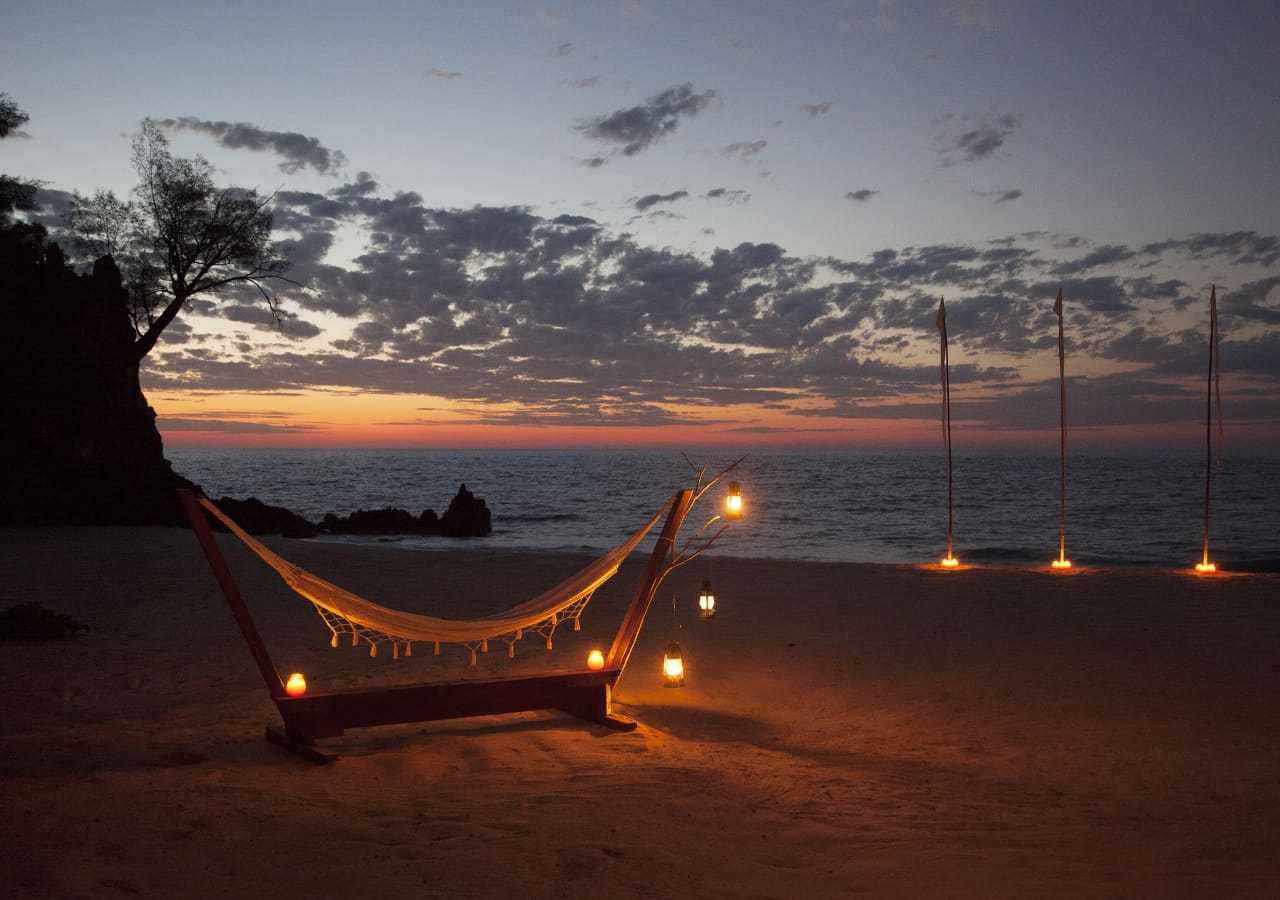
[285,672,307,698]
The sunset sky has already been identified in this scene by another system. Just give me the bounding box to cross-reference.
[4,0,1278,450]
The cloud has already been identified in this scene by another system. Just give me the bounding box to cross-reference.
[560,76,603,88]
[634,190,689,211]
[802,102,832,117]
[425,68,462,80]
[706,188,750,204]
[145,178,1279,440]
[723,139,767,159]
[845,189,879,203]
[934,111,1023,165]
[545,42,575,57]
[580,156,607,168]
[1051,244,1136,276]
[154,117,346,175]
[576,82,717,156]
[945,0,1001,29]
[973,188,1023,204]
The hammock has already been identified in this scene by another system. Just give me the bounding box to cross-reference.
[198,495,673,663]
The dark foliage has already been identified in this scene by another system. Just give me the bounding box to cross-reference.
[0,601,90,641]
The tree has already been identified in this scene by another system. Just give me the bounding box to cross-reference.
[70,119,292,363]
[0,92,28,137]
[1,93,39,219]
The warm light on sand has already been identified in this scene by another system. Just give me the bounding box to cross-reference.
[586,649,605,671]
[1195,561,1217,574]
[285,673,307,698]
[1051,558,1073,570]
[940,555,960,568]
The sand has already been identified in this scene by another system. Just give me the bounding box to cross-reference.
[1,525,1277,898]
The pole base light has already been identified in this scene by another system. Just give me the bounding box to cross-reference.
[662,642,685,688]
[940,555,960,568]
[1195,561,1217,574]
[1051,558,1072,570]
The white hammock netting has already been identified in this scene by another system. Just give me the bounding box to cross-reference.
[199,495,673,663]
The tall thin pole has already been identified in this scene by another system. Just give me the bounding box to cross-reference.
[1201,286,1219,569]
[938,298,955,563]
[1055,289,1067,565]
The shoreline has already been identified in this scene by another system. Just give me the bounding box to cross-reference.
[2,526,1277,896]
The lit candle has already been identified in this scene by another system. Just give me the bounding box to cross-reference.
[285,673,307,698]
[587,649,605,671]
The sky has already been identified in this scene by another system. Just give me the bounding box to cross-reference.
[3,0,1279,451]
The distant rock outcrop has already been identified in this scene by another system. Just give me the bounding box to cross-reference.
[320,484,491,538]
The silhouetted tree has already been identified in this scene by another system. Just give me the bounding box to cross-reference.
[70,119,292,362]
[1,93,39,219]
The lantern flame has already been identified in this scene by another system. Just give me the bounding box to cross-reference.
[662,642,685,687]
[698,580,716,619]
[285,672,307,698]
[586,649,605,671]
[726,482,743,519]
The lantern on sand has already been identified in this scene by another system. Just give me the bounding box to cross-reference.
[662,642,685,687]
[698,580,716,619]
[726,482,743,520]
[587,649,605,671]
[285,673,307,698]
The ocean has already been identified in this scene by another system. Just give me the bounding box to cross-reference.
[166,448,1280,571]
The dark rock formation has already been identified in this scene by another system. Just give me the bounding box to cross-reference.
[210,496,319,538]
[321,484,491,537]
[438,483,492,537]
[0,226,193,526]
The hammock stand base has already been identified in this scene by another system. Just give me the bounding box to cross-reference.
[178,487,693,764]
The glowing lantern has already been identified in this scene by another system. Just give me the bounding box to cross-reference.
[662,642,685,687]
[285,673,307,698]
[726,482,743,520]
[697,580,716,619]
[587,649,605,671]
[940,555,959,568]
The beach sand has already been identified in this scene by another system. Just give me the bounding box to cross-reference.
[1,525,1277,897]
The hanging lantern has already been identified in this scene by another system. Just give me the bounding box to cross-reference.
[697,580,716,619]
[726,481,743,520]
[586,649,605,671]
[285,672,307,698]
[662,642,685,687]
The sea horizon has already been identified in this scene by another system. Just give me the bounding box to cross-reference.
[167,447,1280,572]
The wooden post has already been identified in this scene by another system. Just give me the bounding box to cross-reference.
[605,489,694,675]
[177,489,287,700]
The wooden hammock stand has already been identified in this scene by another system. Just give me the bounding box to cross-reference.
[178,487,695,763]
